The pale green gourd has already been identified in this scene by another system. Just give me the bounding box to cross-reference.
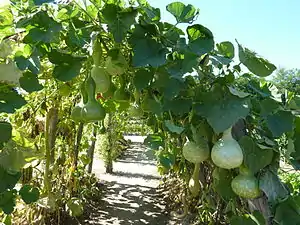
[211,127,243,169]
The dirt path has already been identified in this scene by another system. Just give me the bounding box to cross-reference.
[84,136,176,225]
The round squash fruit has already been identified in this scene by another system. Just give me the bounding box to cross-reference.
[211,127,243,169]
[183,141,209,164]
[231,173,261,199]
[183,139,209,197]
[91,66,111,93]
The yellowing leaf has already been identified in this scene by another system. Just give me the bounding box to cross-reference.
[0,61,22,84]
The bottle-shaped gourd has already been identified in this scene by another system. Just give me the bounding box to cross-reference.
[211,127,243,169]
[81,76,106,122]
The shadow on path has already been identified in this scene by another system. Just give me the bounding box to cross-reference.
[83,182,170,225]
[86,141,176,225]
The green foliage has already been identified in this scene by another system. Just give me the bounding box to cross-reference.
[239,136,273,174]
[0,0,299,223]
[19,185,40,204]
[272,68,300,94]
[195,85,251,133]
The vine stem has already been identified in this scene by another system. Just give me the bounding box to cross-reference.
[87,123,98,173]
[44,109,52,195]
[74,122,84,169]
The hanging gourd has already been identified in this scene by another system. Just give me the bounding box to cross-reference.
[91,66,111,93]
[81,76,106,122]
[211,127,243,169]
[113,76,130,103]
[231,166,261,199]
[183,127,210,197]
[71,82,88,122]
[92,37,102,67]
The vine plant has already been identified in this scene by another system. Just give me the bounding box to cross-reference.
[0,0,299,224]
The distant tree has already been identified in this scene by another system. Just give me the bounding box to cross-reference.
[272,68,300,93]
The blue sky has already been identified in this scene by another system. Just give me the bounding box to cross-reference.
[148,0,300,69]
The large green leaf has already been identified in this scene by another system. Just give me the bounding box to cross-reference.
[33,0,55,5]
[0,5,13,27]
[15,55,40,75]
[19,71,43,93]
[0,190,17,214]
[19,185,40,204]
[0,61,22,84]
[139,2,161,22]
[0,143,27,172]
[0,166,21,192]
[102,4,137,42]
[265,110,294,137]
[288,95,300,110]
[133,68,154,91]
[187,24,214,56]
[163,98,192,115]
[230,215,261,225]
[163,78,184,99]
[238,44,276,77]
[274,196,300,225]
[291,117,300,161]
[216,41,235,59]
[194,85,251,133]
[52,62,82,81]
[132,38,168,67]
[141,97,162,115]
[158,154,173,170]
[239,136,274,174]
[0,5,14,41]
[65,26,91,49]
[166,2,198,23]
[24,25,62,44]
[212,168,236,200]
[259,98,280,116]
[164,120,184,134]
[167,52,199,79]
[0,122,12,144]
[144,134,164,150]
[0,86,27,113]
[259,170,289,204]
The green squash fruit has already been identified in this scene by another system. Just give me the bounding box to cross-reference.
[211,127,243,169]
[189,163,201,197]
[113,87,130,103]
[71,82,88,122]
[81,76,106,122]
[82,100,106,122]
[92,38,102,66]
[128,103,144,118]
[183,141,209,164]
[91,66,111,93]
[183,140,209,197]
[102,82,116,98]
[71,104,83,122]
[231,174,261,199]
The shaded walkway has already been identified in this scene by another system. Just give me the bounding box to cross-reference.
[85,137,177,225]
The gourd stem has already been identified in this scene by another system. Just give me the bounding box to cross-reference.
[222,127,233,139]
[193,163,200,178]
[85,76,96,102]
